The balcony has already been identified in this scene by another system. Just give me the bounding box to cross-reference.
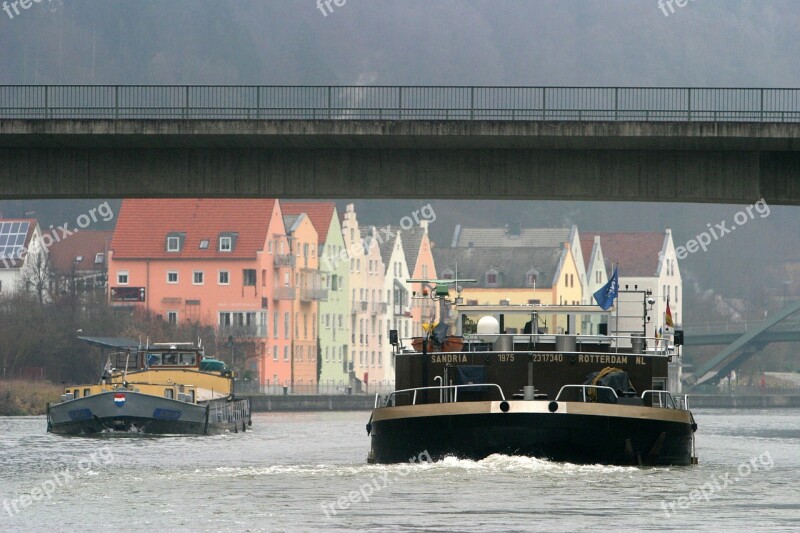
[274,286,296,300]
[300,287,328,302]
[219,324,265,339]
[372,302,387,315]
[359,301,369,312]
[274,254,296,268]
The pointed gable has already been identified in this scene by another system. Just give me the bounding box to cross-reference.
[280,202,336,245]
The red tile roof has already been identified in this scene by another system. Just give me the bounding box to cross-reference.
[111,199,277,259]
[583,232,666,277]
[280,202,336,244]
[49,230,114,273]
[579,235,596,267]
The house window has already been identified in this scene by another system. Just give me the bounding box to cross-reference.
[193,271,204,285]
[218,271,229,285]
[219,236,232,252]
[284,346,289,361]
[167,236,180,252]
[199,239,209,249]
[167,271,178,284]
[284,312,289,339]
[94,253,104,264]
[596,270,601,284]
[268,240,273,254]
[273,311,279,338]
[243,269,256,286]
[273,346,278,361]
[117,271,129,285]
[486,270,498,286]
[167,311,178,325]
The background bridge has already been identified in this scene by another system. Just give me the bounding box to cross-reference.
[683,300,800,386]
[1,85,800,201]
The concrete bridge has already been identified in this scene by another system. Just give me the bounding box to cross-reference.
[1,85,799,201]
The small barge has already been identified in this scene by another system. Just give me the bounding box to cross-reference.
[47,338,251,435]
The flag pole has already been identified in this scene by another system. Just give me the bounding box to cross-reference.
[614,261,619,353]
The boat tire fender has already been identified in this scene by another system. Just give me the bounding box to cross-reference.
[499,401,510,413]
[548,401,559,413]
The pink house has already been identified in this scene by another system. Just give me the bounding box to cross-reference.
[108,199,294,389]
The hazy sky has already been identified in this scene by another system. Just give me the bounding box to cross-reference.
[1,1,799,86]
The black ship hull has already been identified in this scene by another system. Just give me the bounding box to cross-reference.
[369,401,696,466]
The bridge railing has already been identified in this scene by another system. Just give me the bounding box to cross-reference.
[1,86,799,122]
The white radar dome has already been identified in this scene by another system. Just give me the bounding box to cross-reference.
[476,316,500,343]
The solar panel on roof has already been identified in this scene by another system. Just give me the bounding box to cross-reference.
[0,221,30,262]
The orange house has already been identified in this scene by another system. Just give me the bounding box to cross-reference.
[108,199,294,388]
[281,212,322,388]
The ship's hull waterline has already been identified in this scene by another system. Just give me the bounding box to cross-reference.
[369,400,696,466]
[47,390,250,435]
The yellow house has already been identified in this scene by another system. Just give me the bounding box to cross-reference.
[433,244,583,333]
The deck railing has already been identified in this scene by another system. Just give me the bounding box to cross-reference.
[2,85,799,122]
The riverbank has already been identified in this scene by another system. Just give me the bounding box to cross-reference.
[0,380,62,415]
[243,394,374,412]
[686,394,800,408]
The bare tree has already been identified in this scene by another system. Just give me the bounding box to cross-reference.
[19,245,53,305]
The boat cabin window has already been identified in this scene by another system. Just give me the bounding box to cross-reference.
[164,388,174,399]
[188,390,195,403]
[73,389,80,398]
[83,388,91,397]
[146,353,162,366]
[162,353,179,365]
[179,352,197,365]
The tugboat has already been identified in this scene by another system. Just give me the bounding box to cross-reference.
[367,279,697,466]
[47,338,251,435]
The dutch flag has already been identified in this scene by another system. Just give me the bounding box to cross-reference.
[114,393,126,407]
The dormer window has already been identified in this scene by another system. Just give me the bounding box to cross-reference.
[525,268,539,287]
[167,236,180,252]
[218,233,238,252]
[486,269,498,287]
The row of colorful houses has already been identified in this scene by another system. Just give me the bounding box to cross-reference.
[104,200,438,393]
[0,203,683,392]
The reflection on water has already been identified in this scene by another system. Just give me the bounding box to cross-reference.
[0,410,798,532]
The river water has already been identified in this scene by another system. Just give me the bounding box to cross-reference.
[0,409,798,532]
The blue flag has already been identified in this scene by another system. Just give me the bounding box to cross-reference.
[593,266,619,310]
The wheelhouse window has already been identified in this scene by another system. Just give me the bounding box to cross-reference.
[164,388,174,399]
